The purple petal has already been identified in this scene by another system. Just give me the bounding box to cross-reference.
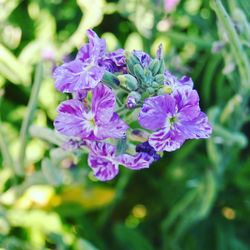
[92,83,115,123]
[133,50,152,67]
[53,60,103,92]
[88,141,116,157]
[88,154,118,181]
[177,112,212,139]
[72,89,88,101]
[87,29,106,59]
[96,113,129,139]
[54,99,93,138]
[149,128,185,152]
[116,152,154,170]
[179,75,194,88]
[139,95,176,131]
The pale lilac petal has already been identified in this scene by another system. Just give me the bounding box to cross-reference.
[53,60,103,92]
[73,89,88,101]
[76,43,90,61]
[92,83,115,123]
[87,29,106,58]
[177,112,212,139]
[88,154,118,181]
[54,100,93,138]
[96,113,129,139]
[116,152,154,170]
[179,75,194,88]
[149,128,185,152]
[139,95,176,130]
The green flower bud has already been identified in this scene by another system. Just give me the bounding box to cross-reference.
[125,51,140,74]
[158,59,165,74]
[154,74,165,85]
[134,64,145,82]
[147,87,155,94]
[152,81,159,88]
[144,69,153,86]
[117,74,138,91]
[126,91,141,109]
[149,59,161,75]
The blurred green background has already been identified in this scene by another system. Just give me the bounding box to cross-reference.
[0,0,250,249]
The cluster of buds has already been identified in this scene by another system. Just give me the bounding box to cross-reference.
[53,29,212,181]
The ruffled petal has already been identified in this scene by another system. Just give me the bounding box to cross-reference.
[95,113,129,139]
[88,141,116,157]
[92,83,115,123]
[177,112,212,139]
[116,152,154,170]
[139,95,176,131]
[87,29,106,59]
[54,99,93,138]
[149,128,185,152]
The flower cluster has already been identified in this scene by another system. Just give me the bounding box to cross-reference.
[53,29,212,181]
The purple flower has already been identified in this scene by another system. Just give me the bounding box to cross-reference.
[53,29,126,93]
[54,83,128,140]
[162,71,194,95]
[88,141,154,181]
[138,89,212,152]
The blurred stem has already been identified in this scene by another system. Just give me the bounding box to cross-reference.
[97,170,132,228]
[213,0,250,90]
[0,125,15,173]
[17,63,43,176]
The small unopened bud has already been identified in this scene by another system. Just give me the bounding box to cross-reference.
[134,64,145,82]
[126,51,140,74]
[158,59,165,74]
[149,59,161,75]
[147,87,155,94]
[156,43,163,59]
[117,74,138,91]
[154,74,165,85]
[126,91,141,109]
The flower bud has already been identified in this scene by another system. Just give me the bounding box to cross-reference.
[149,59,161,75]
[154,74,165,85]
[134,64,146,82]
[126,91,141,109]
[118,74,138,91]
[158,59,165,74]
[126,51,140,74]
[147,87,155,94]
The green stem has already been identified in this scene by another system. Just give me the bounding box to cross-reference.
[0,125,15,173]
[213,0,250,89]
[17,63,43,176]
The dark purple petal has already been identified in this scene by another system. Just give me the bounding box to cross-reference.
[176,112,212,139]
[54,99,93,138]
[72,89,88,101]
[92,83,115,123]
[116,152,154,170]
[149,128,185,152]
[88,154,118,181]
[96,113,129,139]
[136,141,161,161]
[138,95,176,131]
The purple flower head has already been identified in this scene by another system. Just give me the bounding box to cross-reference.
[162,71,194,95]
[54,83,128,140]
[53,29,126,93]
[138,89,212,152]
[133,50,152,67]
[136,141,161,161]
[88,141,154,181]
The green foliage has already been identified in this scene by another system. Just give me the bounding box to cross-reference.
[0,0,250,249]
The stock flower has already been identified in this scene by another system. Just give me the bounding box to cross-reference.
[138,89,212,152]
[54,83,128,140]
[161,71,194,95]
[88,141,154,181]
[54,29,126,93]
